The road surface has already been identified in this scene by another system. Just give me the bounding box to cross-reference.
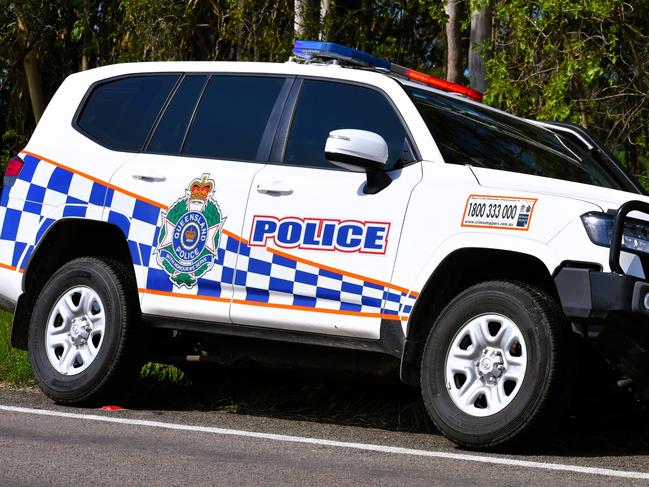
[1,385,649,486]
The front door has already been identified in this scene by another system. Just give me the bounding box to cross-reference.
[230,78,422,338]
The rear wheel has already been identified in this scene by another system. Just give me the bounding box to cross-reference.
[28,257,140,404]
[420,280,569,449]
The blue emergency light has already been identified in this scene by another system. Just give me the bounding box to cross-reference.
[293,40,391,70]
[292,40,483,102]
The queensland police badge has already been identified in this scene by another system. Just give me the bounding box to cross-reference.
[156,175,226,288]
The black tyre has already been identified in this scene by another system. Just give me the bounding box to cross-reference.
[420,280,569,449]
[28,257,140,404]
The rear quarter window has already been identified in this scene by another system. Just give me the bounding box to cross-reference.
[76,74,179,152]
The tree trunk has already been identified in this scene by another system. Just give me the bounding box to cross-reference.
[15,7,47,123]
[80,0,93,71]
[360,0,372,50]
[469,1,492,92]
[23,49,46,123]
[237,0,245,60]
[295,0,321,39]
[626,141,639,176]
[320,0,331,40]
[445,0,464,84]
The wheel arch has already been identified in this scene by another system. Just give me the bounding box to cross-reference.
[400,247,561,386]
[11,218,138,350]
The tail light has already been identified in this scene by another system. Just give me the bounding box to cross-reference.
[2,155,24,187]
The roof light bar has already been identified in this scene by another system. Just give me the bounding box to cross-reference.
[401,68,483,102]
[292,40,483,102]
[293,40,391,70]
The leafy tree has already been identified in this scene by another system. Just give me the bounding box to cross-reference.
[0,0,647,182]
[486,0,649,175]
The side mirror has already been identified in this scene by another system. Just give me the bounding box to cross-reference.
[324,129,392,194]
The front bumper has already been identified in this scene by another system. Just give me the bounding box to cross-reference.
[554,200,649,401]
[555,268,649,320]
[555,267,649,400]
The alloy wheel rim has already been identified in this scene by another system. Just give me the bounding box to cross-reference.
[444,313,527,417]
[45,286,106,376]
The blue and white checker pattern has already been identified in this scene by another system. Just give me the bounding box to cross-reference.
[232,241,417,317]
[104,188,163,287]
[0,153,418,320]
[0,154,107,270]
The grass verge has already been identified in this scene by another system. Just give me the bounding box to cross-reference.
[0,312,186,390]
[0,311,33,385]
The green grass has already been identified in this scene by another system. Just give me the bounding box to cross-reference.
[0,311,33,385]
[0,311,187,389]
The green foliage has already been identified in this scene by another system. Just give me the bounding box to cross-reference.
[485,0,649,176]
[325,0,446,73]
[140,362,189,385]
[0,130,19,172]
[0,0,647,183]
[0,311,33,386]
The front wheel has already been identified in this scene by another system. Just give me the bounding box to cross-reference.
[420,280,570,449]
[28,257,140,404]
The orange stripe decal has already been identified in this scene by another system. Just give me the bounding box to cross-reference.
[232,298,404,320]
[139,288,230,303]
[222,229,249,245]
[138,289,407,320]
[0,262,17,272]
[21,151,168,210]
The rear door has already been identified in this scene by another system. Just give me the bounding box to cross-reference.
[109,73,292,323]
[230,78,422,338]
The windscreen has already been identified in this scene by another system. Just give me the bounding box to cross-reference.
[408,87,621,190]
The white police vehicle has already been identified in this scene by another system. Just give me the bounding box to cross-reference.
[1,41,648,449]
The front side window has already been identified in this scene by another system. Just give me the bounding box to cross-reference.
[183,75,286,161]
[77,75,179,151]
[408,87,621,189]
[283,80,413,170]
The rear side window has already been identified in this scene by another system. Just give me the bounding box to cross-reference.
[283,80,411,169]
[147,75,208,154]
[183,75,286,161]
[77,75,179,152]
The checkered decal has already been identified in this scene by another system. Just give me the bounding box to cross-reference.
[0,153,418,320]
[0,154,106,270]
[232,242,417,317]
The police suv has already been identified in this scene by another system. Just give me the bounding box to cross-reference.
[1,41,648,449]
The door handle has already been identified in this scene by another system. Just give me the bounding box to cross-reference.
[256,184,293,196]
[132,174,167,183]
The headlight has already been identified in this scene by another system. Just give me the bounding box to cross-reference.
[581,212,649,254]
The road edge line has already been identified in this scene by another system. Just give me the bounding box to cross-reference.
[1,404,648,480]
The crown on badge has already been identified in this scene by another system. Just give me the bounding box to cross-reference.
[189,175,213,202]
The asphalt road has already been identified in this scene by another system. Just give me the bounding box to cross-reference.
[1,385,649,486]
